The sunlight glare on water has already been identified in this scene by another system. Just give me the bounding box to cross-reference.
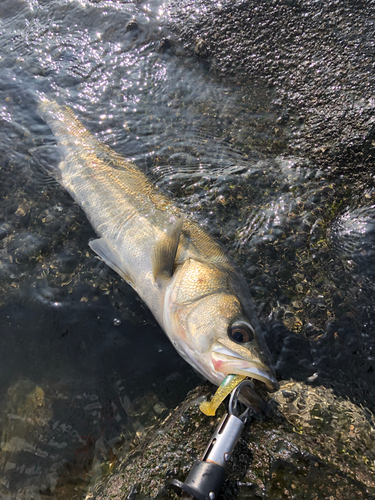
[0,0,375,498]
[0,0,280,497]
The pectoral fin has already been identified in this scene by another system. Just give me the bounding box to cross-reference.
[152,216,183,281]
[89,237,134,286]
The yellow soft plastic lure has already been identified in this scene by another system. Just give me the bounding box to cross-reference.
[199,374,246,416]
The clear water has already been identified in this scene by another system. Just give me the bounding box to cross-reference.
[0,0,374,498]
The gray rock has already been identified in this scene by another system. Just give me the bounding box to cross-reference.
[90,382,375,499]
[166,0,375,176]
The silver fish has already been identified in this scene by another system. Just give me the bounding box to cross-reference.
[37,98,278,394]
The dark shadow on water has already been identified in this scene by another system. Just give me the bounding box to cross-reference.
[0,285,202,497]
[0,286,200,404]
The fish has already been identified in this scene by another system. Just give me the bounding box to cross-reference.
[36,97,278,398]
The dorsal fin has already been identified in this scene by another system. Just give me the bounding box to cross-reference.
[152,216,184,281]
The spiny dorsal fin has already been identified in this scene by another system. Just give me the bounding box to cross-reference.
[152,216,184,281]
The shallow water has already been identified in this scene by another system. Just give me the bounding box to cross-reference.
[0,0,374,498]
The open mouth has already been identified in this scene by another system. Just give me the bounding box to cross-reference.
[212,345,278,391]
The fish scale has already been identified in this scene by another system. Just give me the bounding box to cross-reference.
[37,97,278,403]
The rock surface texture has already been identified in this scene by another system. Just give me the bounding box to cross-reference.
[91,383,375,499]
[166,0,375,176]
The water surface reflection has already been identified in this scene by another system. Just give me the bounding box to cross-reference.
[0,0,374,497]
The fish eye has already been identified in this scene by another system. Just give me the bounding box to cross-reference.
[228,322,255,344]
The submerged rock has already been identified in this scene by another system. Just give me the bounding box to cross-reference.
[90,382,375,499]
[0,379,54,498]
[162,0,375,416]
[1,0,375,497]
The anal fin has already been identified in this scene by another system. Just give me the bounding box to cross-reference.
[89,237,134,287]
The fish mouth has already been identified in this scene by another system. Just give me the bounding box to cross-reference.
[211,345,279,391]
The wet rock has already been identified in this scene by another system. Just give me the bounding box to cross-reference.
[0,379,54,499]
[158,37,172,53]
[5,231,49,263]
[166,0,375,176]
[195,37,208,57]
[330,203,375,280]
[126,19,139,32]
[90,382,375,499]
[0,1,374,497]
[0,222,12,240]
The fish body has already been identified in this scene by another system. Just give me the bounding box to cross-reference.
[37,99,278,392]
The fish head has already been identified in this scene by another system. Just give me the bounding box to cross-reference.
[163,258,278,391]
